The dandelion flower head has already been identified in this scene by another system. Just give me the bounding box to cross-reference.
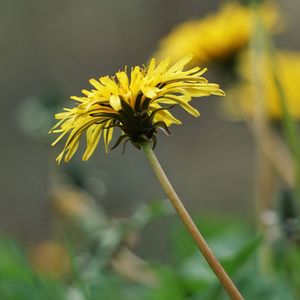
[224,51,300,120]
[155,2,278,67]
[50,55,224,163]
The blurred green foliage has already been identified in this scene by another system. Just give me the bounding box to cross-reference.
[17,88,65,141]
[0,239,65,299]
[0,198,299,300]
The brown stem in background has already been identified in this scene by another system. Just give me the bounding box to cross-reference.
[247,121,294,187]
[249,22,274,233]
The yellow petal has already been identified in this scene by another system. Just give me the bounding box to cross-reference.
[157,95,200,117]
[82,124,103,161]
[103,120,114,153]
[167,54,193,73]
[89,78,102,90]
[147,58,156,75]
[142,87,157,99]
[109,95,122,111]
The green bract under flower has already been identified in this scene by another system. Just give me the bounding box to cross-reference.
[50,55,224,163]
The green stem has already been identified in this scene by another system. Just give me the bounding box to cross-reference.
[142,142,244,300]
[266,43,300,202]
[249,7,275,274]
[252,2,300,204]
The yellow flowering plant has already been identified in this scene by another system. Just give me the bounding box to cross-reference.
[225,51,300,120]
[155,2,278,67]
[50,56,245,299]
[50,55,223,163]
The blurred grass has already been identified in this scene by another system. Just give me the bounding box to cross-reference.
[0,198,298,299]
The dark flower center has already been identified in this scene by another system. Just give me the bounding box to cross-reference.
[110,96,171,151]
[121,109,155,143]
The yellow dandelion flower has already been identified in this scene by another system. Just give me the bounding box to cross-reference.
[155,2,278,67]
[50,55,224,163]
[225,51,300,120]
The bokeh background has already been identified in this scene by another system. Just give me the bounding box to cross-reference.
[1,0,299,260]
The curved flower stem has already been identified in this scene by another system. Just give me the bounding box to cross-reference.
[142,142,244,300]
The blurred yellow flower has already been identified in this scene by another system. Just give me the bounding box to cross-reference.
[225,51,300,120]
[155,2,278,67]
[50,55,224,163]
[29,242,70,278]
